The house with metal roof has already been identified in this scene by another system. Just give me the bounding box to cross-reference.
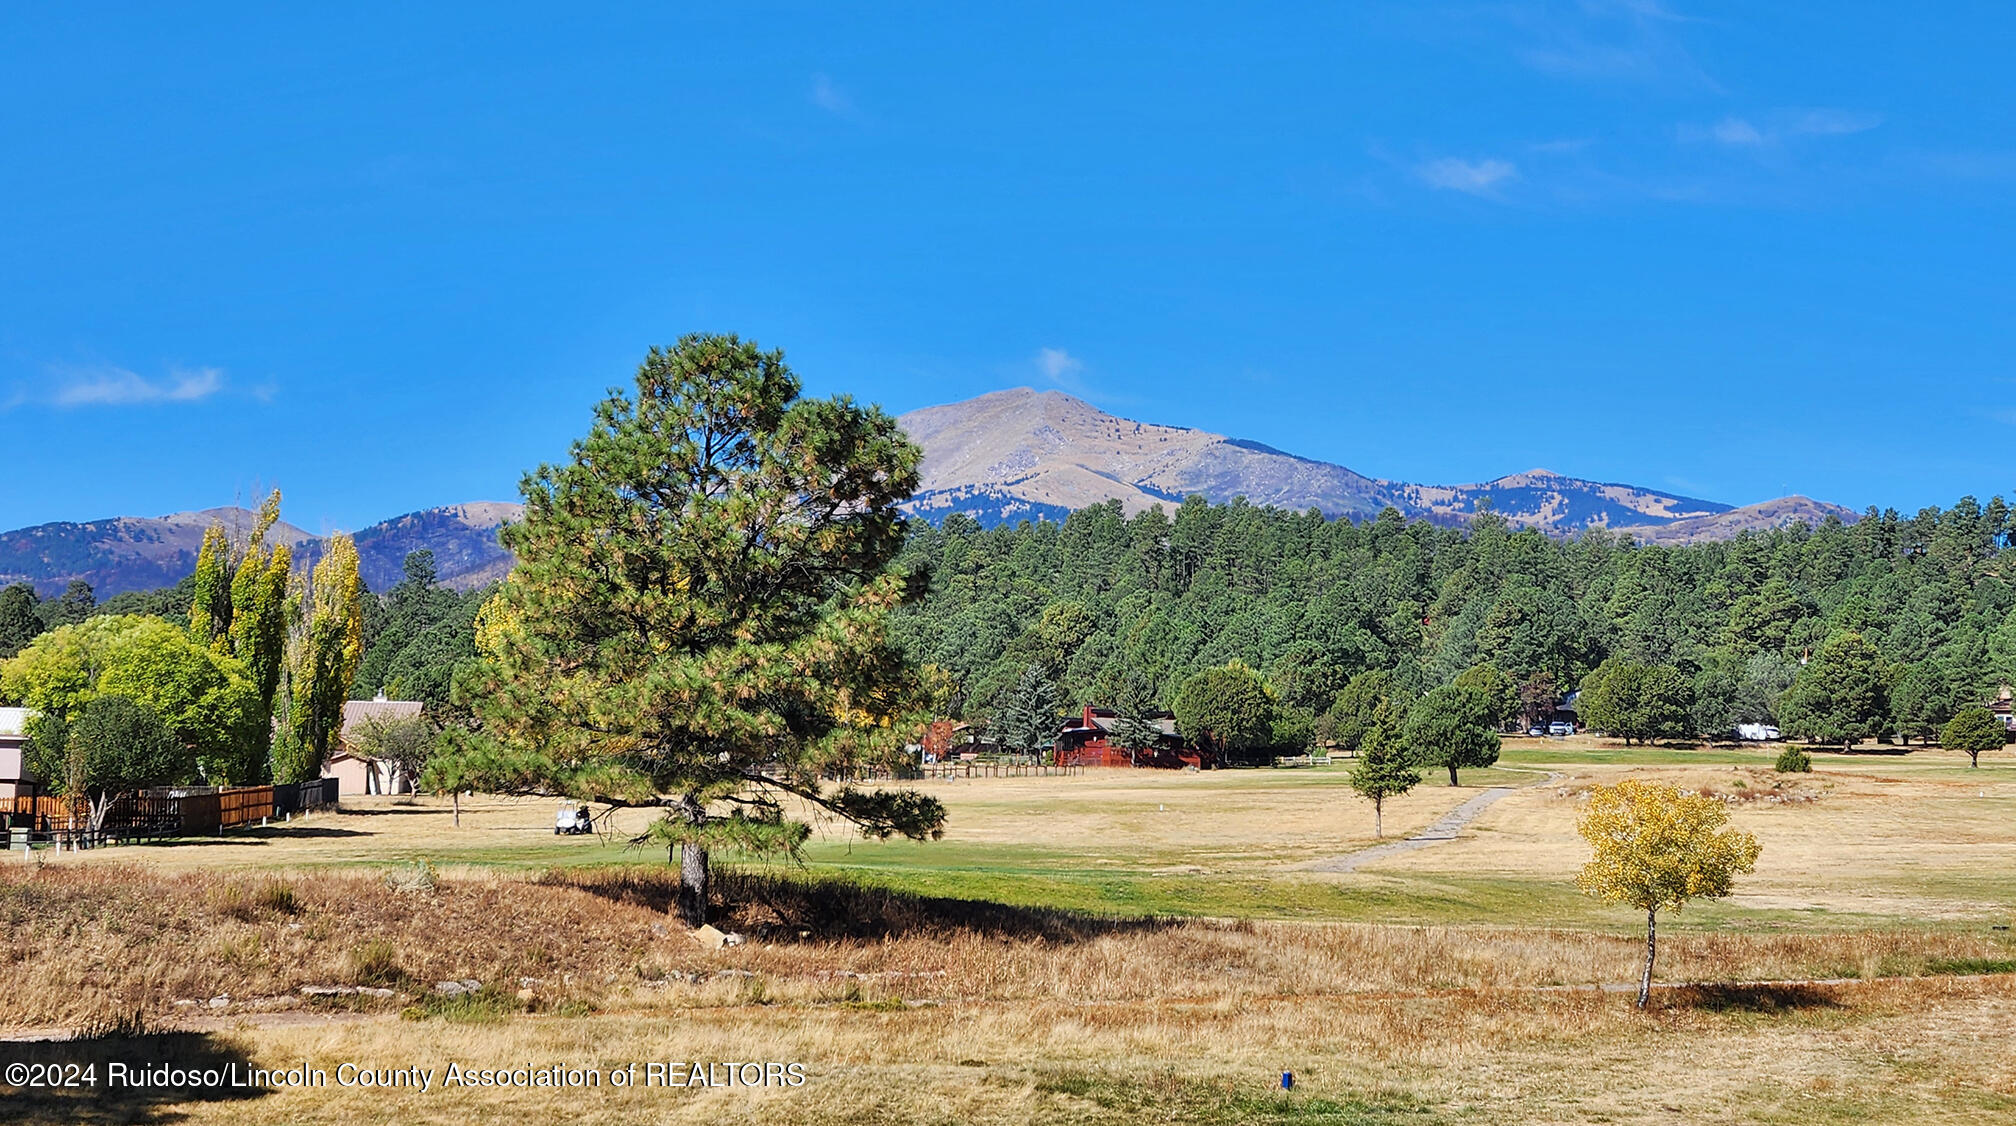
[321,692,424,796]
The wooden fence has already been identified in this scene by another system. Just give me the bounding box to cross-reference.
[3,779,338,848]
[914,761,1084,780]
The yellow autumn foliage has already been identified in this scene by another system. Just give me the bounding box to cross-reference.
[1575,778,1761,915]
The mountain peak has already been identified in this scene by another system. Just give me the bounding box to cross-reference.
[896,390,1770,537]
[0,502,521,598]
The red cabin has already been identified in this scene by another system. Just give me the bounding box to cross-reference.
[1056,705,1212,769]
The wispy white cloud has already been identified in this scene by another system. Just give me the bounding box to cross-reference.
[1508,0,1719,90]
[23,364,228,409]
[1784,108,1884,137]
[1710,117,1765,145]
[1036,347,1083,383]
[809,73,854,116]
[1684,108,1883,148]
[1416,156,1519,196]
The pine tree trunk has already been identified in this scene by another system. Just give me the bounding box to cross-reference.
[1374,798,1383,839]
[1637,907,1657,1009]
[675,793,709,926]
[1447,764,1459,786]
[679,841,710,925]
[452,791,461,827]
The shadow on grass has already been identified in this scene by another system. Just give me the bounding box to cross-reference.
[544,865,1186,943]
[136,826,370,847]
[0,1027,268,1125]
[1659,983,1842,1013]
[228,826,368,840]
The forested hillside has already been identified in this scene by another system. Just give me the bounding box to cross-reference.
[15,492,2014,753]
[891,495,2016,746]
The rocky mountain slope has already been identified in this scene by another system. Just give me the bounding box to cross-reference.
[896,388,1838,535]
[0,388,1865,598]
[1609,496,1858,546]
[0,503,520,598]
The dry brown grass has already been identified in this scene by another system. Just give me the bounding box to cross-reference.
[4,756,2014,1122]
[8,973,2014,1124]
[3,862,2010,1035]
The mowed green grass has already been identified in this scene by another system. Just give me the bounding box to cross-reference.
[75,742,2016,935]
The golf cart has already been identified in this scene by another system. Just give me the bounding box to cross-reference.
[554,803,594,835]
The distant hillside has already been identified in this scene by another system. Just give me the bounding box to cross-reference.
[299,502,521,594]
[0,390,1871,599]
[895,389,1764,536]
[0,503,520,598]
[0,507,317,598]
[1611,496,1860,545]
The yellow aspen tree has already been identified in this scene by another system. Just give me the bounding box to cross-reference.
[1575,779,1761,1008]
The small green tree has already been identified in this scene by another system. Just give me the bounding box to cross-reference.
[1404,683,1500,786]
[1320,669,1392,753]
[1453,662,1519,730]
[0,583,43,659]
[1173,662,1277,763]
[58,695,190,833]
[1577,660,1693,745]
[1777,631,1888,749]
[995,664,1064,761]
[1109,667,1164,766]
[1576,779,1761,1008]
[418,736,474,826]
[1774,746,1813,773]
[1348,699,1420,838]
[1941,706,2005,768]
[348,711,435,793]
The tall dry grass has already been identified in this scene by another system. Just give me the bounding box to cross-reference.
[2,862,2009,1033]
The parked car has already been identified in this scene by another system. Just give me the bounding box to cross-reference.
[554,804,594,835]
[1547,721,1574,737]
[1527,726,1546,737]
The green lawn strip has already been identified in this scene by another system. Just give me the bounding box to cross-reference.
[1498,743,1781,768]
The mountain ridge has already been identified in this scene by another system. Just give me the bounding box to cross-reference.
[0,388,1864,599]
[0,503,522,599]
[894,387,1852,537]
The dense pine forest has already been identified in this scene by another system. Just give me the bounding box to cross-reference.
[889,496,2016,749]
[11,494,2016,756]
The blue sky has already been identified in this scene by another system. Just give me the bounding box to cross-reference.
[4,2,2013,532]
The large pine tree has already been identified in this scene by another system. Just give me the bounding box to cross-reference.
[435,334,945,924]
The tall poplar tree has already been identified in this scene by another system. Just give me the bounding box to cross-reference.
[186,491,295,781]
[274,533,363,783]
[189,524,234,649]
[431,334,945,924]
